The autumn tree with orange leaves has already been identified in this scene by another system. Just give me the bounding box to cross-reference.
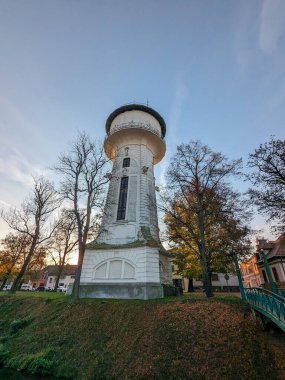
[0,232,48,289]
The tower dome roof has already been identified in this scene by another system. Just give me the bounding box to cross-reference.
[105,104,166,138]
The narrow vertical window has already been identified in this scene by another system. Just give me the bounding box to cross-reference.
[123,158,130,168]
[117,177,128,220]
[262,270,267,283]
[272,267,279,282]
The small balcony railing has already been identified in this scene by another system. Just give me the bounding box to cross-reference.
[107,121,164,140]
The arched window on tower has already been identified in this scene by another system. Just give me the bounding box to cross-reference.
[94,259,135,280]
[117,176,128,220]
[123,158,130,168]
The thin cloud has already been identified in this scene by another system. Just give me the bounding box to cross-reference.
[0,199,12,208]
[258,0,285,54]
[0,144,46,188]
[234,2,259,72]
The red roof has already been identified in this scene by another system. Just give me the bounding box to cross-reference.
[257,234,285,260]
[43,265,78,276]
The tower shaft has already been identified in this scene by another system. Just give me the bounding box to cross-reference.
[80,105,172,299]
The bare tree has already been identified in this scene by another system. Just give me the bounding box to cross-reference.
[247,137,285,234]
[161,141,250,297]
[49,209,78,291]
[25,244,48,278]
[1,176,60,292]
[54,132,109,300]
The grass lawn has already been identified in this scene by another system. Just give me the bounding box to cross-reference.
[0,291,67,300]
[0,289,242,303]
[0,290,284,379]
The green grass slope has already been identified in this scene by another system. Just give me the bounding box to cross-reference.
[0,293,284,380]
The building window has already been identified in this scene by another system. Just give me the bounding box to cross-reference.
[94,259,135,280]
[212,273,219,281]
[262,270,268,283]
[123,158,130,168]
[95,262,107,279]
[109,260,122,279]
[272,267,280,283]
[117,177,128,220]
[49,277,53,283]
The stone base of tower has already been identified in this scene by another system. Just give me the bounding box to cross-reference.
[79,282,163,300]
[79,245,172,300]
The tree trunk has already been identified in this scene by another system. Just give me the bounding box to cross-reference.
[54,248,69,291]
[54,265,64,291]
[72,242,85,301]
[0,275,8,290]
[200,251,213,298]
[188,278,194,292]
[10,238,37,293]
[197,210,213,298]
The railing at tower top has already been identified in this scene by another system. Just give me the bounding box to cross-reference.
[107,121,165,140]
[245,287,285,332]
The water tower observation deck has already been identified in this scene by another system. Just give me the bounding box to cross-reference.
[104,104,166,164]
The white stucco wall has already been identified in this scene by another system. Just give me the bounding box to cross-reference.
[272,264,285,282]
[97,143,159,245]
[81,107,172,292]
[46,275,75,290]
[193,273,239,287]
[110,110,162,137]
[81,247,161,284]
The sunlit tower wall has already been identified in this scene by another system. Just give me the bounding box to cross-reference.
[80,104,172,299]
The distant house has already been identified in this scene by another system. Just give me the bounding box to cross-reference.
[193,273,239,291]
[42,265,78,291]
[172,266,240,292]
[255,235,285,286]
[240,255,262,288]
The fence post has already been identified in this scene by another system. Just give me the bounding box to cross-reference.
[234,254,246,301]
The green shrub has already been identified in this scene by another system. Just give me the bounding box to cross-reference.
[7,349,54,375]
[0,343,9,363]
[0,335,9,343]
[90,356,110,380]
[28,357,53,375]
[162,284,180,297]
[9,319,29,335]
[7,354,31,371]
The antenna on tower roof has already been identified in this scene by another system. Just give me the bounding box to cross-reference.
[146,99,149,106]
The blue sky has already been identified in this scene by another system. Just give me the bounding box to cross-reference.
[0,0,285,240]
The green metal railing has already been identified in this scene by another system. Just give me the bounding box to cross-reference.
[245,287,285,332]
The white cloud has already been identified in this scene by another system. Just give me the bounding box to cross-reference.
[0,144,47,188]
[0,199,11,208]
[259,0,285,53]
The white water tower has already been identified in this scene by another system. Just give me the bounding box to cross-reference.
[80,104,172,299]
